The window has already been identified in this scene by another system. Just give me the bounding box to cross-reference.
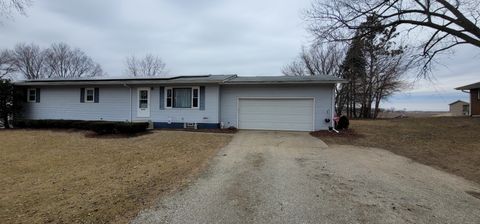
[27,88,36,102]
[85,88,95,102]
[139,90,148,109]
[165,87,200,109]
[166,88,172,108]
[478,89,480,100]
[192,88,199,108]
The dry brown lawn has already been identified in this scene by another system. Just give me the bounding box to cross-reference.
[314,117,480,185]
[0,130,232,224]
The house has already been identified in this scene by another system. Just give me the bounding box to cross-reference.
[448,100,470,116]
[455,82,480,116]
[14,75,347,131]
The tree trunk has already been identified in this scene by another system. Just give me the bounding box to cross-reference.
[373,91,383,119]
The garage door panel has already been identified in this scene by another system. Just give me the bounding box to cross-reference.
[238,115,313,122]
[239,107,313,114]
[238,99,314,131]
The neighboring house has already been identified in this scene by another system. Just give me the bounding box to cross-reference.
[455,82,480,116]
[448,100,470,116]
[14,75,347,131]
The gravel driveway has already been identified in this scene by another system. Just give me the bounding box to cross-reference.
[133,131,480,224]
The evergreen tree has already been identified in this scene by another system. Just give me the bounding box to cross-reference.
[0,79,22,128]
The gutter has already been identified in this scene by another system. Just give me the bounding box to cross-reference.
[13,80,224,86]
[220,80,349,85]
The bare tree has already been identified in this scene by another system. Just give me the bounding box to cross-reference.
[284,16,411,118]
[306,0,480,74]
[43,43,103,78]
[282,44,344,77]
[125,54,167,77]
[371,52,410,118]
[0,0,31,19]
[11,43,45,79]
[0,49,16,78]
[282,43,348,115]
[339,16,411,118]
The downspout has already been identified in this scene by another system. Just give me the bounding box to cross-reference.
[123,83,132,122]
[331,84,339,133]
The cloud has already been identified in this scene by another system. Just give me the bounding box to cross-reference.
[0,0,478,110]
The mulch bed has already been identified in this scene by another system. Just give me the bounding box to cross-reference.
[158,128,238,134]
[310,129,363,139]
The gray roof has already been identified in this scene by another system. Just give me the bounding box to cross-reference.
[449,100,469,105]
[14,74,347,86]
[455,82,480,90]
[14,75,236,86]
[224,75,347,84]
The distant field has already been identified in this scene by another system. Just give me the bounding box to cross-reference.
[376,111,450,118]
[316,117,480,185]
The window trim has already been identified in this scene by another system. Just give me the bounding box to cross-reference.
[192,87,200,109]
[138,88,149,109]
[85,88,95,103]
[164,86,200,109]
[27,88,37,103]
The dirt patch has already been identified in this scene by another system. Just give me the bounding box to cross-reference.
[466,191,480,200]
[310,129,363,139]
[0,130,232,224]
[314,117,480,185]
[249,153,265,169]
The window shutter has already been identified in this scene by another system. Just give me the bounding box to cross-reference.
[200,86,205,110]
[35,88,41,103]
[159,86,165,109]
[80,88,85,103]
[94,88,99,103]
[23,88,28,102]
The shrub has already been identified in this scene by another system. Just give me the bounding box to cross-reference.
[71,121,93,130]
[89,122,116,135]
[14,119,149,135]
[115,122,149,134]
[336,116,350,130]
[13,120,27,128]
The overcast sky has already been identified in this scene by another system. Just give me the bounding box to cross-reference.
[1,0,478,111]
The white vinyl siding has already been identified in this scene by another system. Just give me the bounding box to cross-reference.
[238,98,314,131]
[22,85,220,123]
[22,86,130,121]
[220,84,334,131]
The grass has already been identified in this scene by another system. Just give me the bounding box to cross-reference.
[0,129,232,224]
[313,117,480,185]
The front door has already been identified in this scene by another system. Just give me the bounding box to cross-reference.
[137,88,150,118]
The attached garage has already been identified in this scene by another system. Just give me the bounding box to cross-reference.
[238,98,314,131]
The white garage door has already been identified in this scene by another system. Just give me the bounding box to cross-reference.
[238,98,314,131]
